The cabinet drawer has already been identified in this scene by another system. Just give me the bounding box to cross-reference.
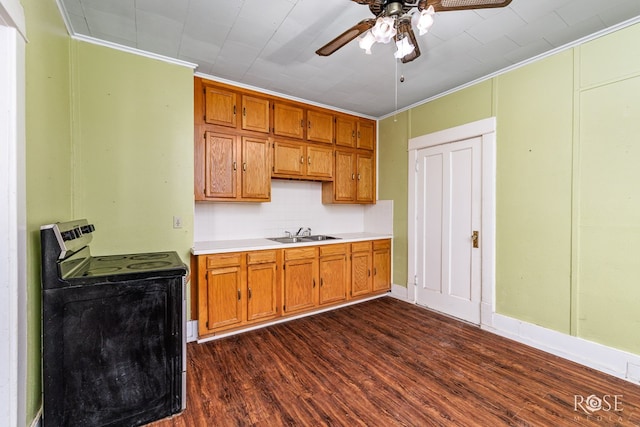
[206,253,242,268]
[319,243,347,257]
[351,241,372,253]
[373,239,391,251]
[284,246,318,261]
[247,250,277,265]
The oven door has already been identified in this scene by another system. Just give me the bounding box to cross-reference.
[42,276,183,427]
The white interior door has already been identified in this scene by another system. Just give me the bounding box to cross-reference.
[415,136,481,324]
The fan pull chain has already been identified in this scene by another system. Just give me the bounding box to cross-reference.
[394,56,398,122]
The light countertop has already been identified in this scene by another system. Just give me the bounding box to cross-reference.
[192,232,392,255]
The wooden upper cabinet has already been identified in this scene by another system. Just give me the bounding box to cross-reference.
[272,140,305,177]
[356,152,374,203]
[306,109,334,144]
[241,136,271,200]
[335,115,357,148]
[274,102,305,139]
[357,120,375,150]
[204,132,237,199]
[241,95,270,133]
[204,86,237,128]
[200,131,270,202]
[306,145,333,180]
[333,150,355,202]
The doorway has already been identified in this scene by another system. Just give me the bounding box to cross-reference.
[408,118,496,326]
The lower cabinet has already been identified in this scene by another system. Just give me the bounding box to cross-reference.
[197,250,281,337]
[319,244,348,305]
[282,247,318,315]
[195,239,391,338]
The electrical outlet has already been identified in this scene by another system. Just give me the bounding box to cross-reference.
[173,216,182,229]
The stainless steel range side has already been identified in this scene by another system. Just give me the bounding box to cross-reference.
[40,219,187,427]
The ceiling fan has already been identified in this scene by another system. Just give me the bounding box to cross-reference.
[316,0,513,63]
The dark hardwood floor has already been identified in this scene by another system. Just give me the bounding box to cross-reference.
[151,297,640,426]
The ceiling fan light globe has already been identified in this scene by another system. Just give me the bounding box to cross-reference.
[358,31,376,54]
[394,37,415,59]
[413,5,435,36]
[371,16,397,44]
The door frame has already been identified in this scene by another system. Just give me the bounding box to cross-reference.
[408,117,496,327]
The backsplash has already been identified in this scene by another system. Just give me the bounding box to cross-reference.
[194,180,392,241]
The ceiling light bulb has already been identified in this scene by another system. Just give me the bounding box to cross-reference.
[394,37,415,59]
[371,16,397,44]
[358,31,376,54]
[413,5,435,36]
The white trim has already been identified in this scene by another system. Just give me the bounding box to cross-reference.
[378,16,640,121]
[0,0,26,39]
[485,313,640,385]
[390,283,409,302]
[195,71,377,120]
[70,34,198,69]
[197,294,388,344]
[0,19,26,427]
[407,118,496,327]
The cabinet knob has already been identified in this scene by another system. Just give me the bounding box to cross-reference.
[320,278,324,287]
[243,162,247,171]
[351,173,355,180]
[233,161,237,171]
[308,156,311,165]
[237,290,241,300]
[357,173,361,180]
[300,156,304,164]
[301,119,304,128]
[308,121,312,129]
[313,278,316,288]
[248,288,252,299]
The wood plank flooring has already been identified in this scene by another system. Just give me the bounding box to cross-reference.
[150,297,640,426]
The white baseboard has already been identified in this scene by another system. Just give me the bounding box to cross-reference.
[390,283,409,301]
[484,313,640,385]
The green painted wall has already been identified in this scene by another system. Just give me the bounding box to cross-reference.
[70,41,194,264]
[494,52,574,333]
[23,0,72,422]
[378,112,409,286]
[378,22,640,355]
[23,1,194,424]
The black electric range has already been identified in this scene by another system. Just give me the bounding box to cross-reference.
[41,219,188,427]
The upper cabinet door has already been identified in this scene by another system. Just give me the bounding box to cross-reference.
[335,115,357,148]
[357,120,375,150]
[334,151,355,202]
[356,152,374,203]
[242,95,270,133]
[272,140,305,177]
[306,109,334,144]
[204,86,237,128]
[204,131,237,199]
[273,102,305,139]
[306,145,333,180]
[241,137,271,200]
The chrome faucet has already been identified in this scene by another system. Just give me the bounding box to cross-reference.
[296,227,312,237]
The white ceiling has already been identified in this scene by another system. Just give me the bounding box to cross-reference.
[57,0,640,117]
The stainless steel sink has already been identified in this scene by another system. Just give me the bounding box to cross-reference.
[267,235,340,244]
[267,236,307,244]
[302,235,340,241]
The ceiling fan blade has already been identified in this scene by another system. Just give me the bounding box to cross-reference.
[420,0,512,12]
[396,20,421,64]
[315,19,376,57]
